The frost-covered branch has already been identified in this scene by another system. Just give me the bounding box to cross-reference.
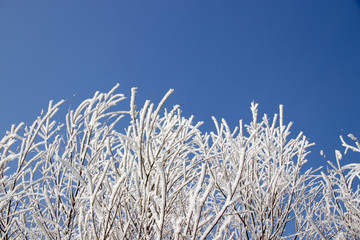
[305,134,360,239]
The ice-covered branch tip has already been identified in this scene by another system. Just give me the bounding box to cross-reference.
[250,101,258,124]
[279,104,284,127]
[340,134,360,154]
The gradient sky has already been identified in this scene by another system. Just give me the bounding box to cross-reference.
[1,0,360,170]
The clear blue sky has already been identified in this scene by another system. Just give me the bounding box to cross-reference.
[1,0,360,169]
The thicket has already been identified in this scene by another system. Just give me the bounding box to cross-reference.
[0,85,359,239]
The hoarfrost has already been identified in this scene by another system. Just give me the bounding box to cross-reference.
[0,85,359,239]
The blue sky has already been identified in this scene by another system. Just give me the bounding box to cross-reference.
[1,0,360,169]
